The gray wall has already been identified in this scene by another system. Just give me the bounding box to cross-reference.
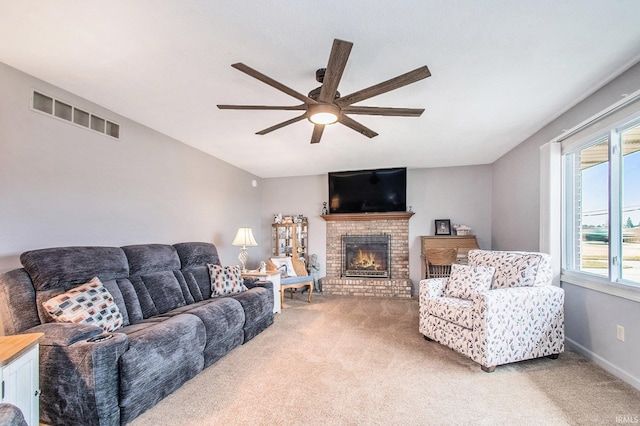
[0,62,263,274]
[261,165,493,293]
[492,62,640,390]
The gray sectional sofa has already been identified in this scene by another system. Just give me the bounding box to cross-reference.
[0,242,274,425]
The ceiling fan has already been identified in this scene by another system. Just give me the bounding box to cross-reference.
[217,39,431,144]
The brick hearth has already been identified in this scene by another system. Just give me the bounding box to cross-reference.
[320,212,413,298]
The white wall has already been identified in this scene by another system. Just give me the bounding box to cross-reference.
[0,62,263,273]
[261,165,493,294]
[492,61,640,390]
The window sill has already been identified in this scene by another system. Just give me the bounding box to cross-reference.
[561,271,640,302]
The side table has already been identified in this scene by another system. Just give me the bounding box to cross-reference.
[243,271,281,313]
[0,332,44,426]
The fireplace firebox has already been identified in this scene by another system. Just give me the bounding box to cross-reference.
[341,234,390,278]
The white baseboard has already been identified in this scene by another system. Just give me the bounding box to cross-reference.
[566,338,640,391]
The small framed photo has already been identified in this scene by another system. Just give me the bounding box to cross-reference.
[435,219,451,236]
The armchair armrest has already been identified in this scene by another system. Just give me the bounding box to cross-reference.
[472,286,565,368]
[26,323,129,426]
[419,278,446,300]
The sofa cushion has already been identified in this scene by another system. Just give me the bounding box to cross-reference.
[443,264,494,300]
[174,242,221,269]
[122,244,181,276]
[42,277,123,332]
[207,264,247,297]
[117,314,205,424]
[468,250,549,289]
[428,297,474,329]
[20,246,129,291]
[128,272,188,319]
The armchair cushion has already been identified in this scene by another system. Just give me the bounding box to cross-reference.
[269,257,297,277]
[468,250,551,289]
[428,297,474,329]
[443,264,494,300]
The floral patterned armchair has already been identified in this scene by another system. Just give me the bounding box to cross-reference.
[419,250,564,372]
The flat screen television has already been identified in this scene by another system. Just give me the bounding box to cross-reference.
[328,167,406,214]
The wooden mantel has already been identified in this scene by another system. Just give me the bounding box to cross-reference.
[320,212,414,221]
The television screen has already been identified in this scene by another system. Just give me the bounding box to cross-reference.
[328,168,406,214]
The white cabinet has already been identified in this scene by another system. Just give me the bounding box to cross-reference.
[0,333,43,426]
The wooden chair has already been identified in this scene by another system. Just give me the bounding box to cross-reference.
[424,248,458,278]
[267,256,313,307]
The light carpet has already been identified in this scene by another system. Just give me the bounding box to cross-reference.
[130,294,640,425]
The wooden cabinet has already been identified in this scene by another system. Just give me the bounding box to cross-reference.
[0,333,43,426]
[272,220,308,263]
[420,235,480,279]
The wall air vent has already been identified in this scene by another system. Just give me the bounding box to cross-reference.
[31,90,120,139]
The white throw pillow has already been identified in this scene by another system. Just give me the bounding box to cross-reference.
[42,277,123,332]
[208,264,247,297]
[443,264,495,300]
[270,257,297,277]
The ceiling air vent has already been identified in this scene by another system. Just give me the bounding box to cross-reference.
[31,90,120,139]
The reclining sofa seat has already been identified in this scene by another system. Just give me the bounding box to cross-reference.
[0,242,274,426]
[419,249,565,372]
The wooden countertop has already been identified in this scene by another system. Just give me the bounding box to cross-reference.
[0,333,44,367]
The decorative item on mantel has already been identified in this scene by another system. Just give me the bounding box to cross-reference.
[231,227,258,272]
[321,202,328,215]
[453,224,471,236]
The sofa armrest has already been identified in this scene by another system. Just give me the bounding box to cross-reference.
[25,323,129,426]
[473,286,565,367]
[245,279,273,291]
[29,322,103,345]
[0,403,27,426]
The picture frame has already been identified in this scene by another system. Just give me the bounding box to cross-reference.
[434,219,451,236]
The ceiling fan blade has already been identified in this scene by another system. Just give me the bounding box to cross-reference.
[342,106,425,117]
[310,124,324,144]
[217,104,307,111]
[231,63,317,105]
[319,39,353,103]
[335,66,431,107]
[338,115,378,138]
[255,113,307,135]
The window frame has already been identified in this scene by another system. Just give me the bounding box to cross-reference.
[561,111,640,290]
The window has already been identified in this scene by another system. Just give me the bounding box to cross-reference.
[563,117,640,286]
[31,90,120,139]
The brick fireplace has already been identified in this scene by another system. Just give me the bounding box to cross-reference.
[320,212,413,298]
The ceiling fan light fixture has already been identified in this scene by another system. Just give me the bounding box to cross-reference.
[308,104,340,125]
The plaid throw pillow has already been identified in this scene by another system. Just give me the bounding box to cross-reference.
[42,276,123,332]
[207,264,248,297]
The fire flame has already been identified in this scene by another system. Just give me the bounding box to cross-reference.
[351,249,380,270]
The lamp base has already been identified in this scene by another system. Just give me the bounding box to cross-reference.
[238,247,248,272]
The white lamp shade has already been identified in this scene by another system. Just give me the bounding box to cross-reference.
[231,227,258,247]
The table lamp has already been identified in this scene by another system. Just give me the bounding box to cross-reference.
[231,227,258,272]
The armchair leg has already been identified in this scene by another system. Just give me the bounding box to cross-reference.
[423,335,433,342]
[546,353,560,360]
[481,365,496,373]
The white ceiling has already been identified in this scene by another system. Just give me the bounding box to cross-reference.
[2,1,640,178]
